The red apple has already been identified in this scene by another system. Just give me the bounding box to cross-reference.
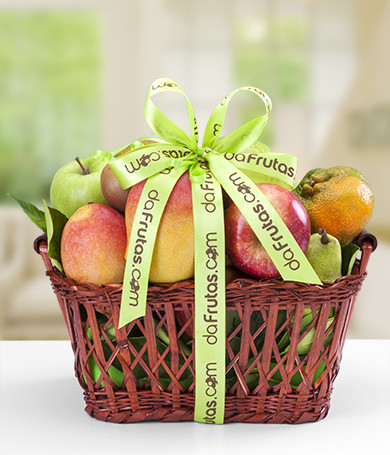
[225,183,310,279]
[61,203,127,286]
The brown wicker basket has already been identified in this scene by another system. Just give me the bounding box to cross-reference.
[34,231,376,424]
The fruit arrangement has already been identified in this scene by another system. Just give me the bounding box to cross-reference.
[9,79,375,425]
[10,142,374,287]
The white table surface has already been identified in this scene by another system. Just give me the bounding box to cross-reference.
[1,340,389,455]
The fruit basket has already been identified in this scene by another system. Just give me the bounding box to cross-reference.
[11,79,376,424]
[34,230,376,424]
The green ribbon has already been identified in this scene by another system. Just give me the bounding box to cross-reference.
[191,161,226,423]
[109,77,321,425]
[93,150,113,161]
[117,165,187,327]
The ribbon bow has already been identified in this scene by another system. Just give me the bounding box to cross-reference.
[109,78,321,424]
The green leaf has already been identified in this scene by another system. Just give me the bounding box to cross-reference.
[226,310,240,336]
[277,309,312,353]
[267,360,326,389]
[254,309,286,353]
[277,309,334,355]
[296,317,334,355]
[292,179,301,191]
[342,244,360,276]
[154,318,170,345]
[43,200,68,272]
[87,355,124,388]
[85,323,116,342]
[84,326,194,390]
[8,194,47,233]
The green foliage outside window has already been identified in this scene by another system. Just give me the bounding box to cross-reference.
[234,15,309,147]
[0,12,102,203]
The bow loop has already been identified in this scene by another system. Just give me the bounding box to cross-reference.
[203,86,272,154]
[145,78,199,150]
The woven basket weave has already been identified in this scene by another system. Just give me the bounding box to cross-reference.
[34,231,376,424]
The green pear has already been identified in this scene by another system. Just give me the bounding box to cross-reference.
[306,228,342,282]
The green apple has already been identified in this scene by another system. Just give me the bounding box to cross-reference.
[50,156,108,218]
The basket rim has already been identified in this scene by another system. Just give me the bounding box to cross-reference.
[44,253,367,298]
[34,231,373,299]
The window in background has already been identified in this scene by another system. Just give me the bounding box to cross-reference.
[232,0,356,167]
[233,1,309,151]
[161,0,234,136]
[0,11,102,203]
[310,0,356,158]
[160,0,310,149]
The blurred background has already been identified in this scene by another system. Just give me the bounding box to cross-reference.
[0,0,389,340]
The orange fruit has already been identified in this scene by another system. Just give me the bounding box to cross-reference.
[293,166,374,246]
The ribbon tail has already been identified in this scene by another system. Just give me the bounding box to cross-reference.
[118,166,187,328]
[191,166,226,424]
[222,152,298,189]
